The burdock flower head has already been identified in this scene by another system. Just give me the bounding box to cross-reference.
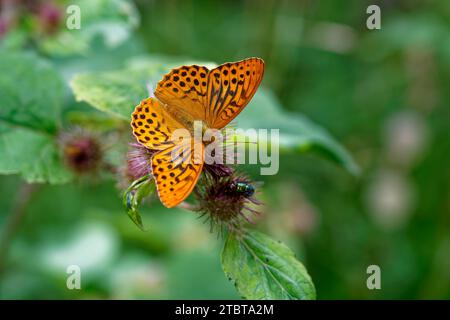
[59,128,103,174]
[126,142,156,181]
[193,169,261,232]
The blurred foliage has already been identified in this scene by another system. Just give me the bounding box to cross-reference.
[0,0,449,299]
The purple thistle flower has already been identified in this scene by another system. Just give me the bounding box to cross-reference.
[126,142,157,181]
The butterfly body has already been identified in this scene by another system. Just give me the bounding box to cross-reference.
[131,58,264,208]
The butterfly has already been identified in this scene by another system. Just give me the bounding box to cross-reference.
[131,57,264,208]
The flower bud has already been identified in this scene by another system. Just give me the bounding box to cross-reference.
[60,129,102,174]
[38,2,61,34]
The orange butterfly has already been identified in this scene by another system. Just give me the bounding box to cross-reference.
[131,58,264,208]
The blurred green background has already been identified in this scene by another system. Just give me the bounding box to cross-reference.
[0,0,449,299]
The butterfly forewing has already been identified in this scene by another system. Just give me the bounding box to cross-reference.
[155,65,210,123]
[206,58,264,129]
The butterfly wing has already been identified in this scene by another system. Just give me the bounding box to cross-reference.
[152,141,203,208]
[155,65,210,123]
[131,97,185,150]
[206,57,264,129]
[131,97,204,208]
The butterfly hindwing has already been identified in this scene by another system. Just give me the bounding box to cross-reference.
[206,58,264,129]
[151,141,204,208]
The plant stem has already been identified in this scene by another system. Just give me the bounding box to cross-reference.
[0,183,39,272]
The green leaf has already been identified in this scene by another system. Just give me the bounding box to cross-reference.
[0,52,69,184]
[123,175,156,230]
[0,124,73,184]
[0,52,64,133]
[0,29,28,51]
[71,68,159,120]
[221,230,316,300]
